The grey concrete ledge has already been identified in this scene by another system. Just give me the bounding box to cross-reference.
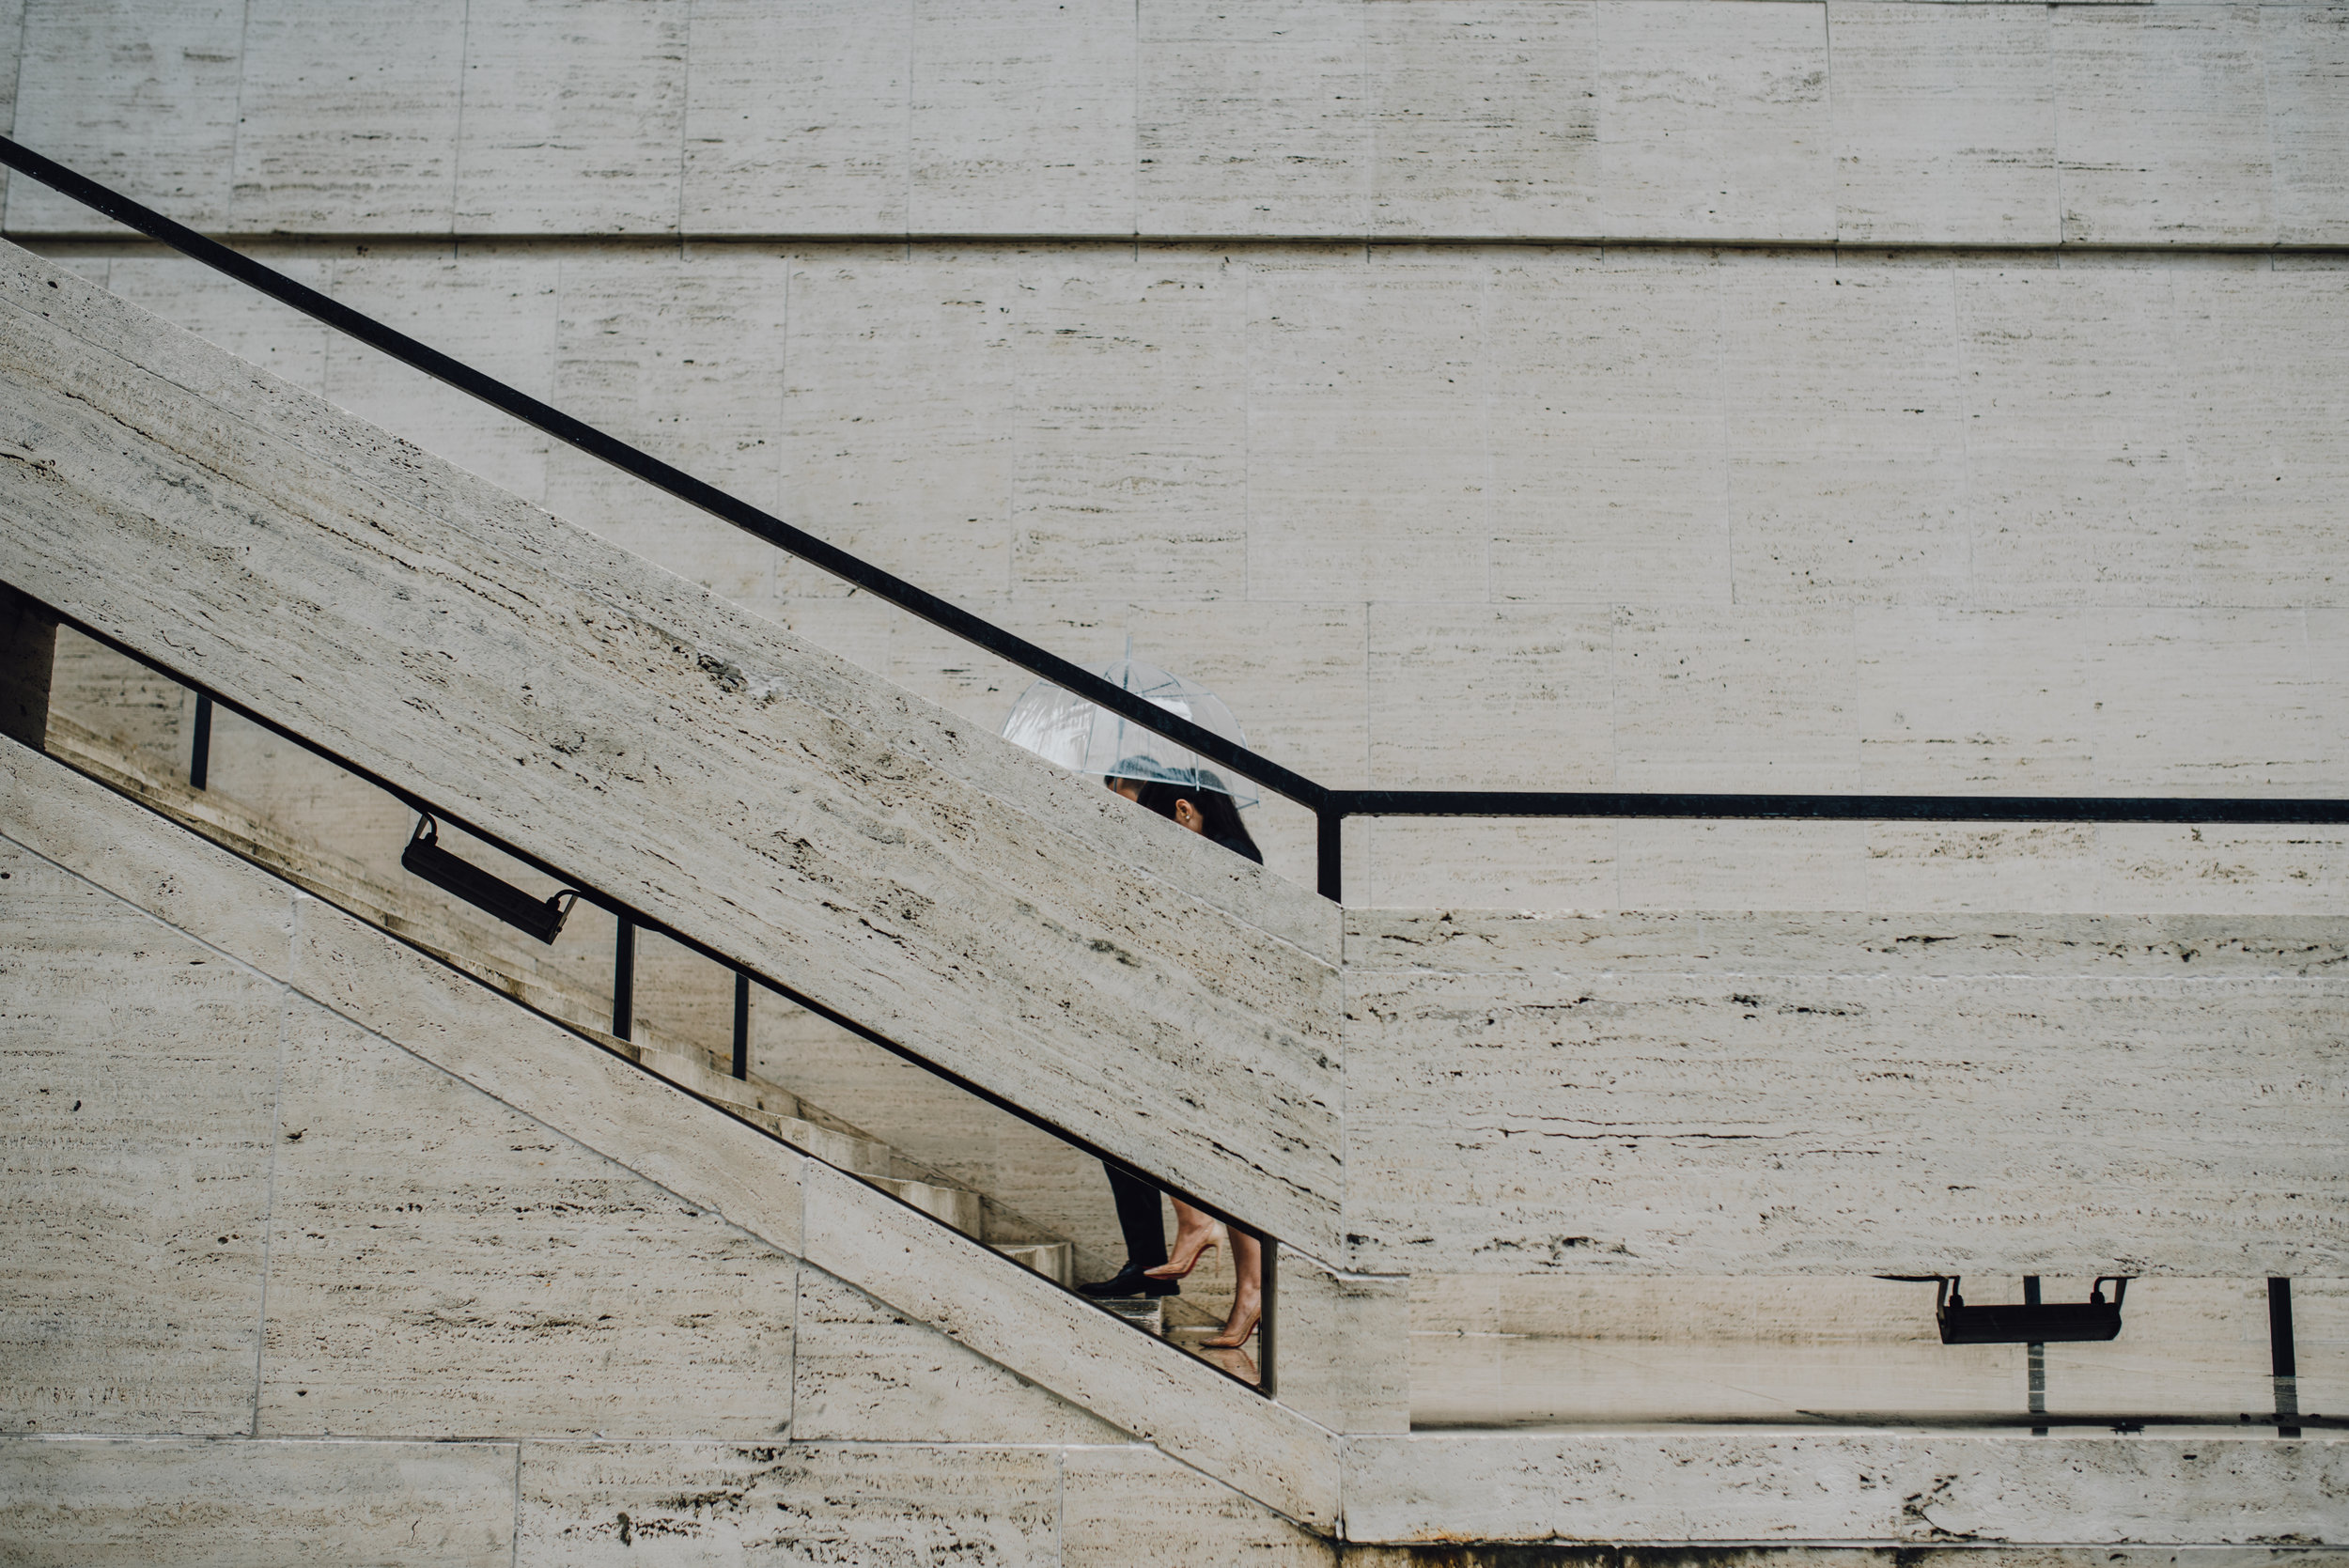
[1342,1431,2349,1545]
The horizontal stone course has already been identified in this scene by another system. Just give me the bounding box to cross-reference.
[1343,1432,2349,1545]
[1343,908,2349,1275]
[0,1436,520,1567]
[515,1438,1063,1566]
[8,1,2345,245]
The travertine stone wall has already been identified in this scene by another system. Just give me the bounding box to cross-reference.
[8,2,2349,246]
[1345,907,2349,1275]
[7,741,2342,1551]
[30,241,2349,908]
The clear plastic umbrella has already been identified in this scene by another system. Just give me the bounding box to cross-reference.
[1000,657,1259,807]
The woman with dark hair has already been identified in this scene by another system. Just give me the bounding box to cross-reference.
[1092,764,1268,1350]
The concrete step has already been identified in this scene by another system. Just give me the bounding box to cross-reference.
[629,1040,909,1180]
[989,1240,1074,1288]
[1093,1296,1164,1337]
[867,1175,986,1238]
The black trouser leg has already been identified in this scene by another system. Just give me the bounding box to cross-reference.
[1103,1161,1167,1271]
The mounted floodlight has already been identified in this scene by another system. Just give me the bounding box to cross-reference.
[1885,1275,2130,1344]
[401,815,577,944]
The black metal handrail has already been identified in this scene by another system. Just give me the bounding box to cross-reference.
[7,132,2346,906]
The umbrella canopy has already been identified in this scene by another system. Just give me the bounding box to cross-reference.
[1000,658,1260,807]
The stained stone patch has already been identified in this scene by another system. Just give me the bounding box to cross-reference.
[1061,1442,1334,1567]
[0,840,279,1436]
[515,1438,1059,1566]
[0,1435,517,1567]
[257,1000,795,1439]
[791,1266,1125,1445]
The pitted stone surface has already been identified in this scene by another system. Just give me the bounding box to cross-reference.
[4,0,245,234]
[516,1439,1060,1565]
[257,1001,797,1441]
[1343,908,2349,1275]
[1342,1433,2349,1546]
[792,1266,1126,1444]
[10,1,2344,246]
[0,841,278,1436]
[0,1436,518,1566]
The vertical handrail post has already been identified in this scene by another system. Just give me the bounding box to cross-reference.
[611,917,635,1042]
[732,970,751,1079]
[2270,1278,2300,1436]
[1258,1235,1278,1399]
[188,691,213,790]
[1315,803,1343,904]
[0,582,57,750]
[2023,1276,2046,1435]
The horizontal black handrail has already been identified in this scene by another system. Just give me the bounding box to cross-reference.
[7,133,2346,908]
[1330,789,2349,825]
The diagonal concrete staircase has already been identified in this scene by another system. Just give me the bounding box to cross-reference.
[0,232,1352,1524]
[0,236,1347,1263]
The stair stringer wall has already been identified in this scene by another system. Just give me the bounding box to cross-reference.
[0,735,1344,1536]
[0,237,1346,1259]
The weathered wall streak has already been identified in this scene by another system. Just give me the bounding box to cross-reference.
[0,1437,522,1567]
[1342,1431,2349,1546]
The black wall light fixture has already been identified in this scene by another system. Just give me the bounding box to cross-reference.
[1884,1275,2130,1344]
[401,815,578,943]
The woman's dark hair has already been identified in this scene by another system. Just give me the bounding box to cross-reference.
[1132,769,1262,864]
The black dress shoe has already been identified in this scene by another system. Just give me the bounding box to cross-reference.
[1077,1264,1178,1297]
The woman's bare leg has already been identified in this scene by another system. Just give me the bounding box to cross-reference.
[1206,1229,1262,1348]
[1143,1199,1223,1281]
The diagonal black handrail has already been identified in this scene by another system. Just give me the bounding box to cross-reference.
[0,133,1325,817]
[7,132,2347,907]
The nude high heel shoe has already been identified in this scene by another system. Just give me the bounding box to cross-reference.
[1205,1303,1260,1350]
[1142,1221,1225,1281]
